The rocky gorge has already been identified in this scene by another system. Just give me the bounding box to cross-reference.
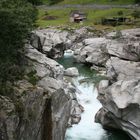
[0,27,140,140]
[71,28,140,140]
[0,28,85,140]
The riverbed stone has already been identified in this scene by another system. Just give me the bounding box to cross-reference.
[30,29,71,58]
[64,67,79,77]
[74,38,110,65]
[106,57,140,81]
[97,79,140,140]
[95,108,119,130]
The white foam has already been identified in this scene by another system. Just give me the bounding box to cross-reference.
[65,76,107,140]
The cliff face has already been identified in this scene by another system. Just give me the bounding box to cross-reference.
[30,27,95,59]
[92,29,140,140]
[0,31,83,140]
[69,28,140,140]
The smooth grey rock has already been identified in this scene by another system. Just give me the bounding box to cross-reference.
[64,67,79,77]
[95,108,119,130]
[95,28,140,140]
[106,57,140,81]
[0,42,83,140]
[97,79,140,140]
[38,77,63,93]
[25,45,64,80]
[97,80,109,94]
[31,29,71,58]
[74,28,140,68]
[0,96,19,140]
[74,38,110,65]
[68,100,84,126]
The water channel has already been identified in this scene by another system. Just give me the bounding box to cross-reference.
[58,51,131,140]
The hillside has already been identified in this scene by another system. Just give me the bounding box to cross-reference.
[43,0,135,5]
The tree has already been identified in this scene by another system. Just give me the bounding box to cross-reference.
[48,0,63,5]
[0,0,38,94]
[134,0,140,4]
[28,0,42,5]
[132,10,140,19]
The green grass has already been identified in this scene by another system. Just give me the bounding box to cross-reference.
[37,8,72,26]
[37,8,137,29]
[43,0,135,5]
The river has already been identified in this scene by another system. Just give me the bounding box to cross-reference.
[57,51,131,140]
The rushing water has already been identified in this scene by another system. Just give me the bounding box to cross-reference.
[57,51,131,140]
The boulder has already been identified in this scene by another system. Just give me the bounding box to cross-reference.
[106,40,140,61]
[25,44,64,80]
[95,28,140,140]
[97,80,109,94]
[106,29,140,61]
[95,108,119,130]
[30,29,71,58]
[73,28,140,70]
[106,57,140,81]
[64,67,79,77]
[73,38,110,65]
[68,100,84,126]
[96,79,140,140]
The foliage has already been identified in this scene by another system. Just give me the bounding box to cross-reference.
[0,0,38,94]
[134,0,140,4]
[28,0,42,5]
[118,10,124,16]
[46,0,64,5]
[27,70,39,86]
[55,0,135,5]
[132,10,140,19]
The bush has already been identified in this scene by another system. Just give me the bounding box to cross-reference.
[48,0,63,5]
[132,10,140,19]
[134,0,140,4]
[118,11,123,16]
[27,70,39,86]
[28,0,42,5]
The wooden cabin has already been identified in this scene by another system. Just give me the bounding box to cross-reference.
[69,10,87,23]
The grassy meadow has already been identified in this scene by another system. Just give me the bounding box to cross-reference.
[36,7,140,30]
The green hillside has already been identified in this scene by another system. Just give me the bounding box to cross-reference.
[59,0,135,5]
[38,0,140,29]
[43,0,135,5]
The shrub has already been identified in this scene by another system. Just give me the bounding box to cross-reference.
[27,70,39,86]
[132,10,140,19]
[118,11,123,16]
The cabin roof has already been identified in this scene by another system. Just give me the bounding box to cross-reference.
[70,10,87,17]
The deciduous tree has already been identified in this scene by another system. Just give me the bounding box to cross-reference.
[0,0,38,94]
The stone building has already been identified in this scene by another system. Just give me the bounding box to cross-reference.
[69,10,87,23]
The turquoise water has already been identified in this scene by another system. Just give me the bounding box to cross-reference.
[57,51,131,140]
